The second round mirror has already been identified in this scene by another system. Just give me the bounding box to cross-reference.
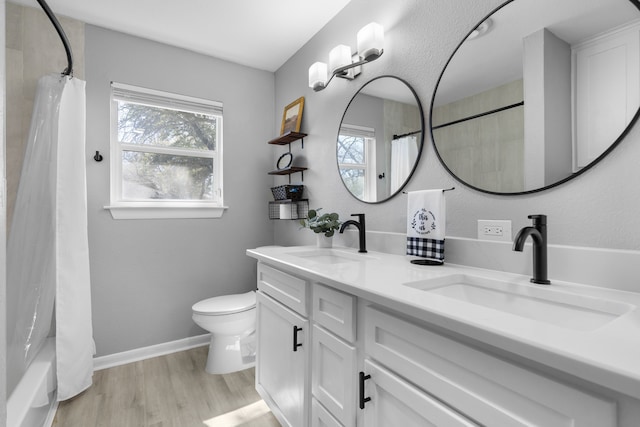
[431,0,640,194]
[337,76,424,203]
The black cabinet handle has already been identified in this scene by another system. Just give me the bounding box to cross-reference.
[359,371,371,409]
[293,326,303,352]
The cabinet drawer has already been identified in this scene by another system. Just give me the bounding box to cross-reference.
[364,305,617,427]
[258,262,308,316]
[312,283,356,342]
[312,398,343,427]
[312,325,356,427]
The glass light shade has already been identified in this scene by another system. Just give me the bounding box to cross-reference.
[357,22,384,61]
[329,44,353,74]
[308,62,328,91]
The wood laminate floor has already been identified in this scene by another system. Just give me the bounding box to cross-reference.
[52,346,281,427]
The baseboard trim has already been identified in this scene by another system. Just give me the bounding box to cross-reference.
[93,334,211,371]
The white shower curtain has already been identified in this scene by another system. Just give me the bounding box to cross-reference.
[390,135,419,193]
[8,74,94,401]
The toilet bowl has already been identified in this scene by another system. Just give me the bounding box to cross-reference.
[192,290,256,374]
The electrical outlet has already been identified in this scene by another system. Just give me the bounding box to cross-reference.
[483,225,503,236]
[478,220,512,242]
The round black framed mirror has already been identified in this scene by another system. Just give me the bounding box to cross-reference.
[337,76,424,203]
[430,0,640,195]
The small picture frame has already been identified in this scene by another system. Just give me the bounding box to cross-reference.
[280,97,305,135]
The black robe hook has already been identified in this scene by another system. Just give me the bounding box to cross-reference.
[93,151,103,162]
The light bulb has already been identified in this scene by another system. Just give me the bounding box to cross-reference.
[329,44,352,75]
[357,22,384,61]
[308,62,328,91]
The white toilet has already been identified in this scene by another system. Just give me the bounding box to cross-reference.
[192,290,257,374]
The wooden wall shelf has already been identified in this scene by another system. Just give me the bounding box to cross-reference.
[268,166,307,183]
[268,166,307,176]
[268,131,307,146]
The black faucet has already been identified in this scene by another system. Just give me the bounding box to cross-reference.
[339,214,367,253]
[513,214,550,285]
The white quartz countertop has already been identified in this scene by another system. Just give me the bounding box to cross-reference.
[246,245,640,400]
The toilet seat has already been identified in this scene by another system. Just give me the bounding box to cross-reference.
[192,291,256,316]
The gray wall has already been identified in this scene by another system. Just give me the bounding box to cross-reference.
[273,0,640,253]
[342,94,383,138]
[85,26,275,356]
[1,0,6,422]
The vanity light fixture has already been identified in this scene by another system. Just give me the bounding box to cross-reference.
[308,22,384,92]
[329,44,353,75]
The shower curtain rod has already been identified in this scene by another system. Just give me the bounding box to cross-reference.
[392,130,422,140]
[431,101,524,130]
[36,0,73,76]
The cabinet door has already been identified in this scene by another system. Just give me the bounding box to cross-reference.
[361,359,478,427]
[574,23,640,167]
[312,325,356,427]
[256,291,309,427]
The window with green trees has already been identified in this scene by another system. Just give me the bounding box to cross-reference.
[109,83,224,217]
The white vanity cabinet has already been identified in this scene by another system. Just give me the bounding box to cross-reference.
[255,263,310,427]
[311,284,357,427]
[251,258,637,427]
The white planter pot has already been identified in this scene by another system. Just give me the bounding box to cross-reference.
[316,234,333,248]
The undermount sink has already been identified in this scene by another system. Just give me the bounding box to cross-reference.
[404,274,634,331]
[289,249,374,264]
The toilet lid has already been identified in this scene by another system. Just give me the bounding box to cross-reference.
[192,291,256,315]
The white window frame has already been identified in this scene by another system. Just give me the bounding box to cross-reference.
[338,124,377,202]
[106,82,227,219]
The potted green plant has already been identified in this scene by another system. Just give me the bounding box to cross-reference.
[300,209,341,247]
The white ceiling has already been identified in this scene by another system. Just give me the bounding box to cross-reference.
[11,0,352,72]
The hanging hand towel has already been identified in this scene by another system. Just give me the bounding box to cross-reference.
[406,190,446,262]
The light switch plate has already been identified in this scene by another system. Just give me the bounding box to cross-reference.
[477,219,512,242]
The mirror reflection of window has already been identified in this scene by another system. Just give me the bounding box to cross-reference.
[338,76,424,203]
[338,124,377,202]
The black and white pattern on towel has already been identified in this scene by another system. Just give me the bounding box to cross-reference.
[406,237,444,260]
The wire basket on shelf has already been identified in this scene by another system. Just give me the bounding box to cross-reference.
[269,199,309,220]
[271,185,304,201]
